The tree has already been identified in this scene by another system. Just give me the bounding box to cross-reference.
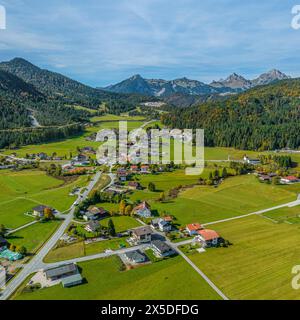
[148,182,156,192]
[0,224,6,237]
[10,244,16,252]
[17,246,27,256]
[107,219,116,237]
[125,205,133,216]
[221,167,228,179]
[159,192,166,202]
[44,207,54,220]
[119,200,126,215]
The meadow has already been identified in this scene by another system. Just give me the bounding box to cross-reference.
[186,215,300,300]
[0,169,89,229]
[262,205,300,224]
[3,119,145,158]
[15,255,221,300]
[125,173,300,226]
[7,220,61,253]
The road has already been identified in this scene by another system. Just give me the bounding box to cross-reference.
[0,170,103,300]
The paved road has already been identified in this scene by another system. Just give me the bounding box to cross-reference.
[0,171,103,300]
[5,220,38,236]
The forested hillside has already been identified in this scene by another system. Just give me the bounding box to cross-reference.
[161,78,300,150]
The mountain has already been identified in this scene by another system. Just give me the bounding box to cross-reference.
[210,73,252,91]
[161,78,300,151]
[251,69,290,86]
[0,58,151,111]
[105,75,221,97]
[105,70,291,98]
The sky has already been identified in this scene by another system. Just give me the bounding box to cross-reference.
[0,0,300,87]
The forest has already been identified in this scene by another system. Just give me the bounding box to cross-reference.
[161,79,300,150]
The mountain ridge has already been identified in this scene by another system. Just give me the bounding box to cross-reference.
[104,69,290,97]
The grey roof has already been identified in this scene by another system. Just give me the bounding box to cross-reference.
[61,273,83,286]
[132,226,152,236]
[32,205,49,213]
[152,240,173,253]
[45,263,77,278]
[124,250,145,262]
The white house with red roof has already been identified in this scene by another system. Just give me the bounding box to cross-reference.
[280,176,299,184]
[195,229,220,247]
[186,223,203,236]
[132,201,152,218]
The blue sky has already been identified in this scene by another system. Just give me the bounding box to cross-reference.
[0,0,300,87]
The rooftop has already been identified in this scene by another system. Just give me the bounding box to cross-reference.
[197,229,220,241]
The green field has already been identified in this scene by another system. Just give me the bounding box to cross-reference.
[0,170,89,229]
[263,205,300,224]
[90,114,146,122]
[15,255,221,300]
[186,215,300,300]
[44,216,141,263]
[3,119,145,158]
[7,220,61,253]
[127,174,299,226]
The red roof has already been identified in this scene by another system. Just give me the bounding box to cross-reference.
[284,176,298,181]
[197,229,219,241]
[134,201,150,211]
[186,223,202,232]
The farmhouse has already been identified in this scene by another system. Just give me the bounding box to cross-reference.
[44,263,82,287]
[130,165,139,173]
[186,223,203,236]
[151,218,172,232]
[128,181,142,190]
[132,201,152,218]
[259,175,272,182]
[195,229,220,247]
[32,205,52,218]
[130,226,152,244]
[280,176,299,184]
[85,220,100,233]
[151,240,175,257]
[124,250,146,264]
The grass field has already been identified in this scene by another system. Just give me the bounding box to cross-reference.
[186,215,300,300]
[15,255,221,300]
[7,220,61,253]
[3,119,145,158]
[0,170,89,229]
[263,205,300,224]
[44,216,141,263]
[126,174,299,226]
[90,114,146,122]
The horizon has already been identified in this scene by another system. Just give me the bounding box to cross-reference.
[0,1,300,86]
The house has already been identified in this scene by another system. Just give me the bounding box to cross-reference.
[81,146,95,153]
[32,205,52,218]
[130,165,139,173]
[44,263,82,287]
[243,156,260,165]
[128,181,142,190]
[151,240,175,257]
[118,172,128,182]
[259,174,272,182]
[124,250,146,264]
[151,218,172,232]
[186,223,203,236]
[83,206,108,221]
[0,266,6,289]
[280,176,299,184]
[195,229,220,247]
[130,226,152,244]
[85,220,100,233]
[37,152,49,160]
[132,201,152,218]
[163,216,173,223]
[140,165,150,174]
[72,154,90,166]
[0,236,8,249]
